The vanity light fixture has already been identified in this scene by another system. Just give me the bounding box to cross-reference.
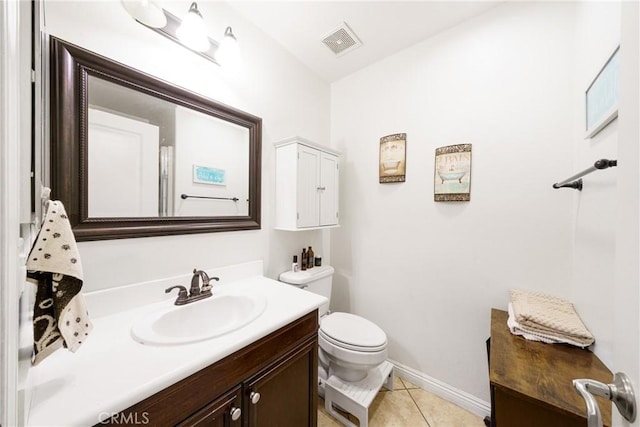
[122,0,240,66]
[121,0,167,28]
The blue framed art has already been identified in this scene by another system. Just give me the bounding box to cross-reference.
[193,165,226,186]
[585,46,620,138]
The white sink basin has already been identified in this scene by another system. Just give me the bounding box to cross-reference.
[131,292,267,345]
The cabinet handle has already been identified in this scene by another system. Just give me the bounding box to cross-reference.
[230,407,241,421]
[250,391,261,404]
[317,186,326,191]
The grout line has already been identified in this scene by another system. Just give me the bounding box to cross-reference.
[397,376,407,390]
[406,387,432,427]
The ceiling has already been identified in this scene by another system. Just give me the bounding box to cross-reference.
[226,1,502,82]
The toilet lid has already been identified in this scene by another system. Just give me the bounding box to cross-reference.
[320,312,387,351]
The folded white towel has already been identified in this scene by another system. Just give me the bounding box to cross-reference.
[507,289,594,348]
[507,303,591,347]
[26,201,93,365]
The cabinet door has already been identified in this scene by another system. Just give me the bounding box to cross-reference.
[296,146,320,228]
[319,153,339,226]
[244,339,317,427]
[177,387,242,427]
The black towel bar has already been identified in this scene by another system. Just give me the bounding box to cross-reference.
[181,194,239,202]
[553,159,617,191]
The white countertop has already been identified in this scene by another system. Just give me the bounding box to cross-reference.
[26,261,326,427]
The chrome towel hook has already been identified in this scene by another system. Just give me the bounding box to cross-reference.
[573,372,636,427]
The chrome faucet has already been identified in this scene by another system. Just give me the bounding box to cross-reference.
[166,268,219,305]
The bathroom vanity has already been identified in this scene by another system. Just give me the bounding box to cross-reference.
[26,262,326,427]
[117,311,318,426]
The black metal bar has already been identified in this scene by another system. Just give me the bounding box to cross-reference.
[553,159,617,190]
[181,194,239,202]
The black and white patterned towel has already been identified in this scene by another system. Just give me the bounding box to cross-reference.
[26,200,93,365]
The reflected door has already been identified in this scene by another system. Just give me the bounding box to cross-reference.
[88,108,160,217]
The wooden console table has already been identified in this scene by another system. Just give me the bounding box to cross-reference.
[489,309,612,426]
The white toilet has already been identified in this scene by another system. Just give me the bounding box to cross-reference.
[279,265,388,383]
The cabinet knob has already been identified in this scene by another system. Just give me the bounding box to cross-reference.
[250,391,261,404]
[230,407,241,421]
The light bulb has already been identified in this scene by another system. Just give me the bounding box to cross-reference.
[216,26,240,68]
[176,2,210,52]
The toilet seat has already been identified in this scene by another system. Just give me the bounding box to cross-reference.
[320,312,387,352]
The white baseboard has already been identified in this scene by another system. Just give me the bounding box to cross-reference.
[389,359,491,419]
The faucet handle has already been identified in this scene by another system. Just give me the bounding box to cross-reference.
[200,273,219,292]
[166,285,189,305]
[200,270,210,286]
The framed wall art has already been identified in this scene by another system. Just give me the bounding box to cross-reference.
[585,45,619,139]
[379,133,406,183]
[434,144,472,202]
[193,165,226,186]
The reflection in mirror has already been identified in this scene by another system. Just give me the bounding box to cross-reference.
[87,76,250,218]
[50,37,261,240]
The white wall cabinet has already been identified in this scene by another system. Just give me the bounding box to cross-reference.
[275,137,340,230]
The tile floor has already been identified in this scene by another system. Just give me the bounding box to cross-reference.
[318,375,486,427]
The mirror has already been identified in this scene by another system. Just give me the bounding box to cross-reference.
[50,37,261,240]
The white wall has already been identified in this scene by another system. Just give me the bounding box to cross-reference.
[44,0,330,292]
[571,0,621,371]
[330,2,577,403]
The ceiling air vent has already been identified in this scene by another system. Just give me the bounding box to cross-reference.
[322,22,362,57]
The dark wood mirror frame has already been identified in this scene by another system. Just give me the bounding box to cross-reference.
[50,37,261,241]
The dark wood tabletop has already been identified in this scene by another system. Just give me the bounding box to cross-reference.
[489,308,612,426]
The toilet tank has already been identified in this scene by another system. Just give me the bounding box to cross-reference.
[279,265,334,316]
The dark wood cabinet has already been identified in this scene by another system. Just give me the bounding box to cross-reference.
[177,387,242,427]
[244,339,317,427]
[108,311,318,427]
[489,309,612,427]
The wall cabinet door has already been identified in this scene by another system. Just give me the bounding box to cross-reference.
[244,339,317,427]
[319,152,339,227]
[275,138,340,230]
[296,145,321,228]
